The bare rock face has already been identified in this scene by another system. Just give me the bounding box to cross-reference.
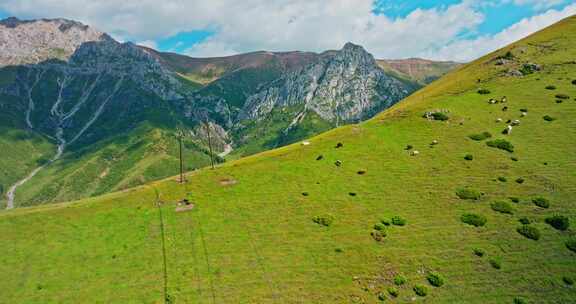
[240,43,411,124]
[0,17,106,66]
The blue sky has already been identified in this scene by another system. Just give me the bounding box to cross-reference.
[0,1,574,61]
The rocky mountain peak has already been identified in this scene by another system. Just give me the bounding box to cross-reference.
[0,17,106,66]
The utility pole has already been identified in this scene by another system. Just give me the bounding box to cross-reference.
[176,128,185,183]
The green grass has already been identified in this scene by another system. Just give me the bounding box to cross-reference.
[0,15,576,303]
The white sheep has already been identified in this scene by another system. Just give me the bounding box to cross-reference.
[411,150,420,156]
[496,118,503,122]
[503,125,513,135]
[511,120,521,126]
[521,112,527,117]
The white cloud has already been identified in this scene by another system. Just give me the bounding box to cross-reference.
[424,3,576,61]
[136,40,157,49]
[513,0,566,10]
[0,0,573,61]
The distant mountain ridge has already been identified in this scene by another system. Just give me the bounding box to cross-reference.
[0,16,457,207]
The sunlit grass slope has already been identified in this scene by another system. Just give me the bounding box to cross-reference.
[1,16,575,303]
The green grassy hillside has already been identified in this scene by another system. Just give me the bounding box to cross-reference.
[1,16,575,303]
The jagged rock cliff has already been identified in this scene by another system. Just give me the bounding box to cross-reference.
[240,43,411,124]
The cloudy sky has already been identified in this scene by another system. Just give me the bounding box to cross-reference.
[0,0,574,61]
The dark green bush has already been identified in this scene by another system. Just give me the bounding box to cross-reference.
[555,94,570,99]
[545,85,556,90]
[514,297,527,304]
[545,215,569,231]
[542,115,556,121]
[371,230,387,242]
[456,188,482,200]
[473,248,485,257]
[431,112,449,121]
[572,79,576,85]
[461,213,487,227]
[464,154,473,161]
[334,248,343,253]
[518,217,531,225]
[489,259,502,269]
[509,197,520,203]
[313,214,334,227]
[387,287,399,297]
[563,276,574,285]
[469,131,492,141]
[486,139,514,152]
[413,285,428,296]
[427,272,445,287]
[374,223,386,231]
[517,225,540,240]
[532,197,550,208]
[381,219,391,226]
[391,216,407,226]
[491,201,514,214]
[498,176,507,182]
[394,275,407,286]
[566,239,576,253]
[515,177,525,184]
[478,89,491,95]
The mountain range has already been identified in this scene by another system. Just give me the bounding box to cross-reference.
[0,16,458,207]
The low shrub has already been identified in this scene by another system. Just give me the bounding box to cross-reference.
[413,285,428,297]
[563,276,574,285]
[374,223,386,231]
[565,239,576,253]
[515,177,525,184]
[391,216,407,226]
[532,197,550,208]
[572,79,576,85]
[517,225,540,240]
[545,85,556,90]
[461,213,487,227]
[387,287,399,297]
[469,131,492,141]
[394,275,407,286]
[478,88,491,94]
[514,297,527,304]
[489,259,502,269]
[381,219,391,226]
[509,197,520,203]
[464,154,473,161]
[431,112,449,121]
[555,93,570,99]
[545,215,569,231]
[518,217,531,225]
[486,139,514,152]
[543,115,556,121]
[473,248,485,257]
[427,272,445,287]
[498,176,507,182]
[371,230,387,242]
[334,248,343,253]
[491,201,514,214]
[456,188,482,200]
[313,215,334,227]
